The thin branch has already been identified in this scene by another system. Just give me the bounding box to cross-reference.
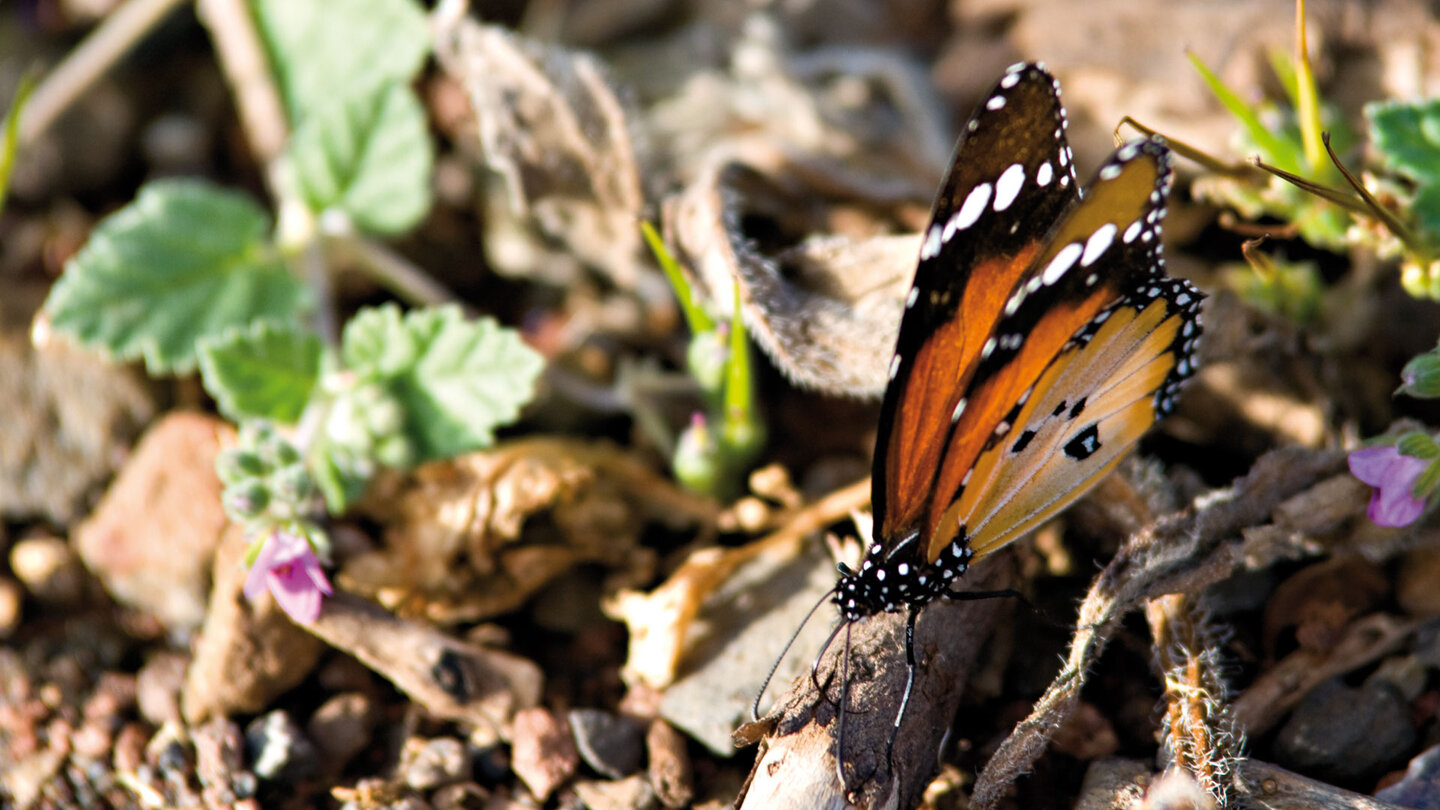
[19,0,190,147]
[195,0,290,186]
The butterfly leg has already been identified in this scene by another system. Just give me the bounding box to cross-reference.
[885,606,920,771]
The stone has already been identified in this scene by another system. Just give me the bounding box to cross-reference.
[73,413,232,632]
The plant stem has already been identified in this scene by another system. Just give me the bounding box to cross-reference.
[19,0,190,147]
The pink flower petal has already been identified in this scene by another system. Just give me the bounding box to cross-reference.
[1349,445,1430,527]
[269,564,324,624]
[241,529,331,624]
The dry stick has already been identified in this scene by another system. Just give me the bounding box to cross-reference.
[969,446,1346,810]
[17,0,191,146]
[195,0,289,172]
[1148,592,1239,807]
[737,551,1015,810]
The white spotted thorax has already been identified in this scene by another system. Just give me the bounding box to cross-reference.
[835,533,974,622]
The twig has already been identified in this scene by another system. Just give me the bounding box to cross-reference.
[18,0,190,147]
[324,232,463,309]
[195,0,289,173]
[969,446,1347,809]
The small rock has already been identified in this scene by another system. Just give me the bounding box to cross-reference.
[1376,743,1440,808]
[194,716,256,806]
[511,708,578,801]
[307,692,376,772]
[0,577,23,637]
[573,775,658,810]
[1371,655,1429,703]
[10,535,87,605]
[431,781,489,810]
[136,652,188,725]
[244,710,317,783]
[645,719,693,809]
[569,709,645,779]
[113,722,148,772]
[73,412,232,632]
[398,736,471,791]
[1274,677,1417,782]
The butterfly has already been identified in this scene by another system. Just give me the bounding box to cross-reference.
[754,61,1204,791]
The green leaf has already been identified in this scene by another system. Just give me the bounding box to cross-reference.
[1412,184,1440,245]
[1189,50,1300,174]
[0,70,37,216]
[1396,431,1440,460]
[198,321,323,422]
[252,0,429,121]
[1368,99,1440,184]
[341,303,544,462]
[643,221,715,335]
[44,180,310,374]
[288,82,433,235]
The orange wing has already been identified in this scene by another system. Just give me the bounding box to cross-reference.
[874,63,1081,544]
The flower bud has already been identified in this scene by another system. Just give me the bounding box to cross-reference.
[217,449,266,486]
[1400,349,1440,399]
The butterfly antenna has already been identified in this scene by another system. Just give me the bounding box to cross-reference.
[809,618,848,708]
[751,587,837,721]
[834,621,854,791]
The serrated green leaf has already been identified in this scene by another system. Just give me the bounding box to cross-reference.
[341,303,544,463]
[198,321,323,422]
[289,82,433,235]
[1411,184,1440,245]
[252,0,428,121]
[44,180,310,374]
[1369,99,1440,184]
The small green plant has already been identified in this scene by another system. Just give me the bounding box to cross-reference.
[642,222,766,499]
[33,0,544,617]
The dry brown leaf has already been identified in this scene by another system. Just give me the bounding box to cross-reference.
[665,156,918,398]
[434,14,646,287]
[343,437,716,624]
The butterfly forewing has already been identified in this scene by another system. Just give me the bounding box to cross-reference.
[875,62,1081,545]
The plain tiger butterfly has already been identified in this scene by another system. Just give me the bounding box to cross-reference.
[752,61,1203,791]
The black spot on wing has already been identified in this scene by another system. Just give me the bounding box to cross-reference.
[1063,423,1100,460]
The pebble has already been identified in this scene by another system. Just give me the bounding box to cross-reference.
[0,577,22,637]
[1376,743,1440,809]
[645,719,694,809]
[569,709,645,779]
[307,692,376,772]
[572,775,658,810]
[511,708,578,801]
[1274,677,1417,782]
[10,535,87,605]
[244,710,318,783]
[431,781,490,809]
[136,652,188,725]
[398,736,471,791]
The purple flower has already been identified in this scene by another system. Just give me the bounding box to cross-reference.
[242,529,332,624]
[1349,445,1430,527]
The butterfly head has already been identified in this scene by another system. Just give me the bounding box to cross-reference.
[833,533,972,622]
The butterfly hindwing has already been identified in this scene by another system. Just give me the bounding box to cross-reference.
[874,62,1081,545]
[925,139,1203,561]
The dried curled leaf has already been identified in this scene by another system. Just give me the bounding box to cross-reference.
[665,156,919,397]
[343,437,715,624]
[435,15,646,286]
